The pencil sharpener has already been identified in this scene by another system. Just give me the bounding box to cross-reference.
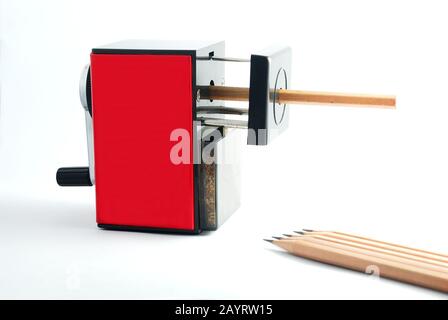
[57,40,291,234]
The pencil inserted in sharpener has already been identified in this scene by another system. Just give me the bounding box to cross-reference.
[56,40,292,233]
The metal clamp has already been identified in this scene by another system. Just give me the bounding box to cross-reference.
[196,56,250,63]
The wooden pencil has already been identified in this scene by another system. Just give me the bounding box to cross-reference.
[282,235,448,274]
[296,230,448,264]
[283,234,448,269]
[268,237,448,293]
[199,86,396,109]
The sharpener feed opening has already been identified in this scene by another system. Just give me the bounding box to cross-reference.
[273,68,288,126]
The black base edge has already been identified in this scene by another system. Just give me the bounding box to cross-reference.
[97,224,202,235]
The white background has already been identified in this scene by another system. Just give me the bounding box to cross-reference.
[0,0,447,299]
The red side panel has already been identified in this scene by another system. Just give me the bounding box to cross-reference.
[90,53,195,231]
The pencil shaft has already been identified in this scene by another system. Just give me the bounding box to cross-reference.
[286,234,448,269]
[304,231,448,264]
[288,236,448,274]
[335,231,448,258]
[199,86,396,108]
[277,89,396,108]
[274,239,448,293]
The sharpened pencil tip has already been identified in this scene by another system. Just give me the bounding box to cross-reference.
[283,234,293,237]
[293,231,305,235]
[303,229,314,232]
[263,239,274,243]
[272,236,283,240]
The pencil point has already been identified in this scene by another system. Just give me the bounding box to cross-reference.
[272,236,283,240]
[263,239,274,243]
[293,231,305,235]
[303,229,314,232]
[283,234,293,237]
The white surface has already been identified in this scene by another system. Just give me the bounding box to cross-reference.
[0,0,447,299]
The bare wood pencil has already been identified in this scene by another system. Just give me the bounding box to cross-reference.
[269,238,448,293]
[282,235,448,274]
[297,230,448,264]
[284,234,448,269]
[198,86,396,109]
